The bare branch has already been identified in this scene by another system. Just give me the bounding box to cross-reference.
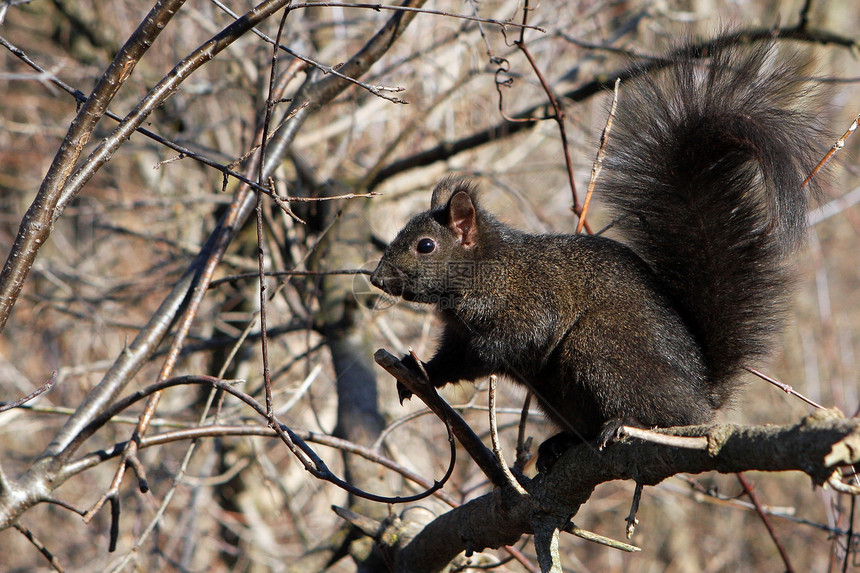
[13,523,65,572]
[738,473,796,573]
[395,412,860,571]
[488,375,529,497]
[577,77,620,234]
[0,371,56,413]
[375,348,508,486]
[0,0,186,333]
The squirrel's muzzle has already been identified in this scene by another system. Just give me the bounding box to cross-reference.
[370,261,403,297]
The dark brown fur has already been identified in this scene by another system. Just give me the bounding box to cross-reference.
[370,41,822,457]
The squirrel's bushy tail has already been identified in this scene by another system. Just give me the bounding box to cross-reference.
[598,41,822,408]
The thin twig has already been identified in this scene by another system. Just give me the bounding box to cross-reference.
[843,495,856,573]
[72,375,458,504]
[488,376,529,496]
[14,523,65,572]
[81,0,307,525]
[257,10,290,421]
[676,474,860,537]
[209,268,371,288]
[738,473,796,573]
[209,0,407,103]
[367,25,858,192]
[563,523,641,552]
[513,35,586,229]
[514,392,533,472]
[0,371,57,413]
[619,426,709,449]
[0,0,432,539]
[68,421,461,504]
[625,481,643,538]
[746,367,826,410]
[802,112,859,188]
[577,78,620,233]
[108,495,120,552]
[796,0,813,31]
[209,1,545,104]
[288,2,545,33]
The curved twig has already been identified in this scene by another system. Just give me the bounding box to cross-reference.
[59,375,458,505]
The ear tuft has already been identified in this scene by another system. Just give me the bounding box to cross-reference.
[431,176,478,210]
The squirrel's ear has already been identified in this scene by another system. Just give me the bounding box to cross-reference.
[431,176,474,209]
[448,191,478,247]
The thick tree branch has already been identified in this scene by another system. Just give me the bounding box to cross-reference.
[393,410,860,572]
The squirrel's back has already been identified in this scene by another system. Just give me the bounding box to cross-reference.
[597,41,822,409]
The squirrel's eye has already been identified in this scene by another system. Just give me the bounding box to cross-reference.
[416,238,436,254]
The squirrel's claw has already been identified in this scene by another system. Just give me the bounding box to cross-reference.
[597,416,642,450]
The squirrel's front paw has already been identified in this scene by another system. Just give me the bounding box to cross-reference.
[399,353,423,373]
[395,381,413,404]
[394,353,426,404]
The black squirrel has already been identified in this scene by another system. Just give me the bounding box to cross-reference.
[370,41,822,461]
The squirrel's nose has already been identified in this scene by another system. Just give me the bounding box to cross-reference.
[369,262,405,297]
[369,270,383,290]
[369,262,389,291]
